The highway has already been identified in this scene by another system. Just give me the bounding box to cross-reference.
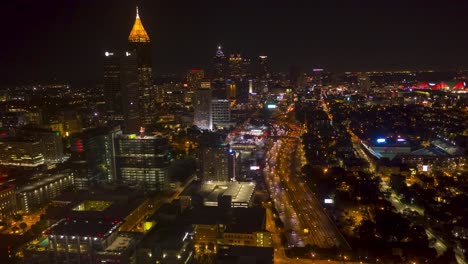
[264,112,350,251]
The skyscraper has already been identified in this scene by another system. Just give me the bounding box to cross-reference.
[70,127,122,190]
[120,51,140,133]
[213,45,226,80]
[258,55,271,80]
[193,87,212,130]
[128,7,154,126]
[103,51,123,121]
[212,99,230,129]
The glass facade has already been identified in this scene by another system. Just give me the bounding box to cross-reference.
[115,135,170,192]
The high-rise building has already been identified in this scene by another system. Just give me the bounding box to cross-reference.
[128,7,155,126]
[120,51,140,133]
[114,134,171,192]
[198,145,237,181]
[70,127,122,190]
[193,88,212,130]
[212,99,230,129]
[187,69,205,91]
[228,54,243,78]
[213,45,226,80]
[258,55,270,80]
[103,51,123,121]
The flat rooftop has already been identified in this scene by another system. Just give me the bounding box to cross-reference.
[47,218,121,237]
[105,234,134,252]
[181,181,256,205]
[184,206,266,234]
[72,200,113,212]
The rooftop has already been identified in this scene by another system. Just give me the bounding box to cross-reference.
[47,218,121,238]
[184,206,266,234]
[180,181,256,205]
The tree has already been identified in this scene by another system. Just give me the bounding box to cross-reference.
[13,214,23,221]
[19,222,27,230]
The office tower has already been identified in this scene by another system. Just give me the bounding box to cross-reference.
[70,127,122,190]
[121,51,141,133]
[234,78,250,103]
[198,145,238,182]
[213,45,226,80]
[15,126,64,164]
[114,134,170,192]
[103,51,123,121]
[0,185,17,220]
[258,55,270,80]
[211,99,230,129]
[187,69,205,91]
[193,86,212,130]
[228,54,243,78]
[128,6,154,126]
[226,79,236,100]
[199,145,229,182]
[288,65,302,87]
[0,138,44,167]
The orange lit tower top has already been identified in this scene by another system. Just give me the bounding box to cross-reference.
[128,7,150,43]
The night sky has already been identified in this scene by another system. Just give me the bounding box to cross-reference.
[1,0,468,84]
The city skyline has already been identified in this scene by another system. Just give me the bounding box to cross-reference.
[1,0,468,84]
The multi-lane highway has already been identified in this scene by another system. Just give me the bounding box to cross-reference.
[264,113,350,252]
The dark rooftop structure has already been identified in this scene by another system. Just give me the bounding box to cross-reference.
[47,218,121,237]
[217,245,274,264]
[184,206,266,234]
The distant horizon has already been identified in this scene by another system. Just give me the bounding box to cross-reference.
[1,0,467,84]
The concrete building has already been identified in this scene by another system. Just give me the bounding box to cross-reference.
[185,206,272,258]
[114,134,171,192]
[180,181,256,208]
[193,88,212,130]
[0,185,17,220]
[0,138,44,167]
[16,126,64,164]
[17,172,74,214]
[211,99,231,129]
[24,218,142,264]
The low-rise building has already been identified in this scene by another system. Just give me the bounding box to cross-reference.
[17,172,74,214]
[0,185,17,220]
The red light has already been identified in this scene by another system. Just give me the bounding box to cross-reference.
[97,233,103,238]
[76,139,83,154]
[7,246,11,251]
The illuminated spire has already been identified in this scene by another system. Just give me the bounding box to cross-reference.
[215,45,225,58]
[128,6,150,42]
